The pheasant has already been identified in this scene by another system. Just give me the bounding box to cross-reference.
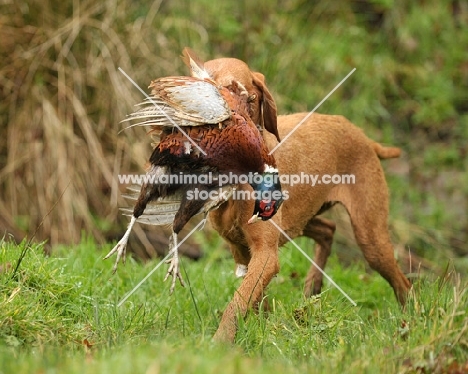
[105,71,283,292]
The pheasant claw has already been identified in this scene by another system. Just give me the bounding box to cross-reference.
[104,216,137,273]
[164,232,185,293]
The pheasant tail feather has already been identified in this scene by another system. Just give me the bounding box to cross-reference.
[182,47,211,80]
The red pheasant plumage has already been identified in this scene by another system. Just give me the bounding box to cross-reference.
[152,82,276,174]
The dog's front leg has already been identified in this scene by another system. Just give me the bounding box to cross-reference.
[213,231,280,343]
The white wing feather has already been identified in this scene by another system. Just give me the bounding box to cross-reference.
[121,77,231,129]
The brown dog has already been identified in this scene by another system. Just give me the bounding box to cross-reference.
[209,113,411,342]
[184,55,411,343]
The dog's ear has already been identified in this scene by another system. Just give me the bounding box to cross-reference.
[252,72,280,142]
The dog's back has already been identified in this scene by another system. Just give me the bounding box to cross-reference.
[268,112,399,177]
[265,113,396,238]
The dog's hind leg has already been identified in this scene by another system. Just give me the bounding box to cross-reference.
[302,216,336,297]
[333,174,411,306]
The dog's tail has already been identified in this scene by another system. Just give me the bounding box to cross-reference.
[372,142,401,159]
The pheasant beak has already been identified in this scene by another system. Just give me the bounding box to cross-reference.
[247,212,260,224]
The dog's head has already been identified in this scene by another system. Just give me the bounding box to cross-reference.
[182,48,280,142]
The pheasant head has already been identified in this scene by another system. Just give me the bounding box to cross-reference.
[247,165,283,224]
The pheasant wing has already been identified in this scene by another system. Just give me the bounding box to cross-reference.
[122,188,182,226]
[122,76,231,129]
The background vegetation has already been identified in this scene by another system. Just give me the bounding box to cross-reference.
[0,0,467,371]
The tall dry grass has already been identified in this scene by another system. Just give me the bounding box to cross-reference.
[0,0,201,245]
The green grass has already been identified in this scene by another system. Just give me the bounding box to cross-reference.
[1,237,467,373]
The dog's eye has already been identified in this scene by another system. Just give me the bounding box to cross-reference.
[247,94,257,102]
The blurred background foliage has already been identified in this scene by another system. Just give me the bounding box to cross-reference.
[0,0,467,273]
